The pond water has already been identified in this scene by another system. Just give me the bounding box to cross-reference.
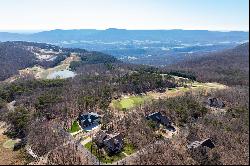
[47,69,76,79]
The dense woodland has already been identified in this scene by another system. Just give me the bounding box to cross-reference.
[0,42,249,165]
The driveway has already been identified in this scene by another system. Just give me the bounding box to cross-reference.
[80,137,92,146]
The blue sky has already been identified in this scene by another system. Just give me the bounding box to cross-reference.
[0,0,248,31]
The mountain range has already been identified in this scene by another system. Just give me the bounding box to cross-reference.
[0,29,248,43]
[1,29,248,66]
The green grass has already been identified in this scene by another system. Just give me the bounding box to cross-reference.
[112,95,152,110]
[179,87,190,92]
[122,142,136,155]
[3,139,20,149]
[68,120,81,133]
[84,142,126,163]
[111,81,226,111]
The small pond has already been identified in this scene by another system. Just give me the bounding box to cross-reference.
[47,69,76,79]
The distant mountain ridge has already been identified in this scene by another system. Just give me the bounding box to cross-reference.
[0,29,248,43]
[0,29,249,69]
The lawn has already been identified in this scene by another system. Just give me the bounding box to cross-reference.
[111,81,227,111]
[122,142,136,155]
[68,120,81,133]
[178,87,190,92]
[84,142,126,163]
[112,95,152,110]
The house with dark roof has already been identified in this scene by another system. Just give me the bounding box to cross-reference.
[146,112,175,131]
[78,112,100,129]
[93,131,123,154]
[207,98,225,108]
[187,138,215,149]
[104,133,123,154]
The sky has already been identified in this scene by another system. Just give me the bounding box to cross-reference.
[0,0,249,31]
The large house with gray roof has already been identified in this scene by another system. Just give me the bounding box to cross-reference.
[93,130,123,154]
[78,112,100,128]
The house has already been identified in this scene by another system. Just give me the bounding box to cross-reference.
[207,97,225,108]
[201,139,215,148]
[93,130,108,147]
[93,131,123,154]
[146,112,172,128]
[78,112,100,128]
[104,133,123,154]
[187,138,215,149]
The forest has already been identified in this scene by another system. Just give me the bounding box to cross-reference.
[0,42,249,165]
[167,43,249,86]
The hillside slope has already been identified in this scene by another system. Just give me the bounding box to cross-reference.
[0,42,38,81]
[167,43,249,86]
[0,41,119,81]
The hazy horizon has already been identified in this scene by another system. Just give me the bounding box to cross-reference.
[1,28,249,35]
[0,0,248,31]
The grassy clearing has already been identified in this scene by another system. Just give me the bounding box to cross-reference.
[112,95,152,110]
[3,139,20,149]
[68,120,81,133]
[122,142,136,155]
[191,82,227,89]
[84,142,126,163]
[177,87,190,92]
[111,80,227,111]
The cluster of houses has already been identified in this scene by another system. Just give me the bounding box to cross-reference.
[77,112,124,154]
[77,110,215,156]
[77,111,177,155]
